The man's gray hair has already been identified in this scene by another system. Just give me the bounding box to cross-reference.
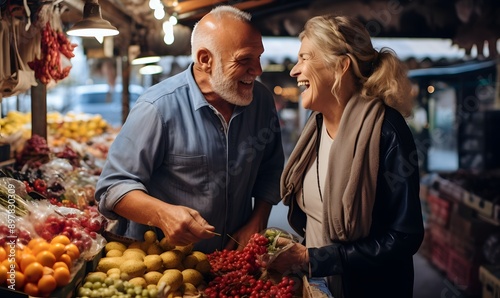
[191,6,252,61]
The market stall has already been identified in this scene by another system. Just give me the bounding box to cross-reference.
[0,130,313,298]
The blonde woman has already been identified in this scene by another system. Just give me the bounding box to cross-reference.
[269,15,424,298]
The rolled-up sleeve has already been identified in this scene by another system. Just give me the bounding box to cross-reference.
[95,102,165,220]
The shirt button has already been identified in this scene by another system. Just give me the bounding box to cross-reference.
[220,126,224,131]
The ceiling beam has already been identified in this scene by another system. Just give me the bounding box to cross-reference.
[175,0,275,21]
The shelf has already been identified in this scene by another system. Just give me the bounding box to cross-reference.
[0,158,15,168]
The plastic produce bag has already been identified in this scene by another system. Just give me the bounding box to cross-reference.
[0,204,37,246]
[258,227,299,267]
[260,227,334,298]
[26,199,106,260]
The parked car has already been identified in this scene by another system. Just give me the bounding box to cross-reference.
[69,84,145,126]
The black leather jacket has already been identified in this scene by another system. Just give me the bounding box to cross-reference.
[287,106,425,298]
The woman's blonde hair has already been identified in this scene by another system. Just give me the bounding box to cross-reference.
[299,15,415,117]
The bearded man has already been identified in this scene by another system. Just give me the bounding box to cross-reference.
[95,5,284,253]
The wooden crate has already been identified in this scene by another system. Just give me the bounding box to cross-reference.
[479,265,500,298]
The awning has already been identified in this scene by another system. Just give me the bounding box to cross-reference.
[261,37,470,63]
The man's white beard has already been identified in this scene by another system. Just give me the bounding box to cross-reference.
[210,62,253,106]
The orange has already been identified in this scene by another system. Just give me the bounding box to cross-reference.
[0,264,7,285]
[38,274,57,295]
[52,261,69,271]
[64,243,80,261]
[17,271,26,289]
[2,258,18,271]
[58,254,72,269]
[36,251,56,268]
[19,253,37,272]
[24,261,43,283]
[31,241,51,256]
[0,246,6,262]
[50,235,71,246]
[7,271,25,290]
[53,266,71,286]
[28,238,47,250]
[14,248,24,266]
[21,246,32,255]
[42,266,54,276]
[23,282,40,296]
[48,243,66,260]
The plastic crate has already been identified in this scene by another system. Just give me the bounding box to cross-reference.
[427,190,452,227]
[85,247,104,274]
[479,265,500,298]
[430,224,450,272]
[431,238,449,272]
[446,248,481,295]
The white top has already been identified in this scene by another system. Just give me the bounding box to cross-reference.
[297,123,334,248]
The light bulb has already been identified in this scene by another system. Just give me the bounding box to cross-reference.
[154,8,165,20]
[169,15,177,25]
[164,32,174,45]
[149,0,162,10]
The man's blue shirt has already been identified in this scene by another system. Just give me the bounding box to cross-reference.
[95,64,284,252]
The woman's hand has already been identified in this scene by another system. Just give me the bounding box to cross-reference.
[267,238,309,274]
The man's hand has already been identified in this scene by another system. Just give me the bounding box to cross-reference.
[114,190,215,246]
[158,205,216,246]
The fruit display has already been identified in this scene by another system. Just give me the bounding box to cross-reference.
[0,129,303,297]
[204,231,297,298]
[47,112,109,143]
[0,235,81,297]
[0,111,31,137]
[0,190,106,254]
[0,132,111,297]
[78,230,207,298]
[75,229,300,298]
[6,134,101,207]
[0,111,111,154]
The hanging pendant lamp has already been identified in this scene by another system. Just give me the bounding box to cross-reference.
[67,0,119,37]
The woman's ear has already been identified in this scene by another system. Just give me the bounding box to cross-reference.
[196,48,212,73]
[341,56,351,75]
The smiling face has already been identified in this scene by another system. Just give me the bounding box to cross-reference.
[209,19,264,106]
[290,37,338,111]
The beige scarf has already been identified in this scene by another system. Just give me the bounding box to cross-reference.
[281,95,384,296]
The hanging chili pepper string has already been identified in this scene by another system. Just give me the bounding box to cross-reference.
[27,20,77,84]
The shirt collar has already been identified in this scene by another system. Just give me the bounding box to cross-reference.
[184,62,247,117]
[185,63,210,111]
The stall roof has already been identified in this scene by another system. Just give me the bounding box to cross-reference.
[260,37,483,64]
[54,0,499,58]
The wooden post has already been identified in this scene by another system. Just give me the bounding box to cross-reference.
[31,81,47,140]
[496,59,500,109]
[121,55,131,125]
